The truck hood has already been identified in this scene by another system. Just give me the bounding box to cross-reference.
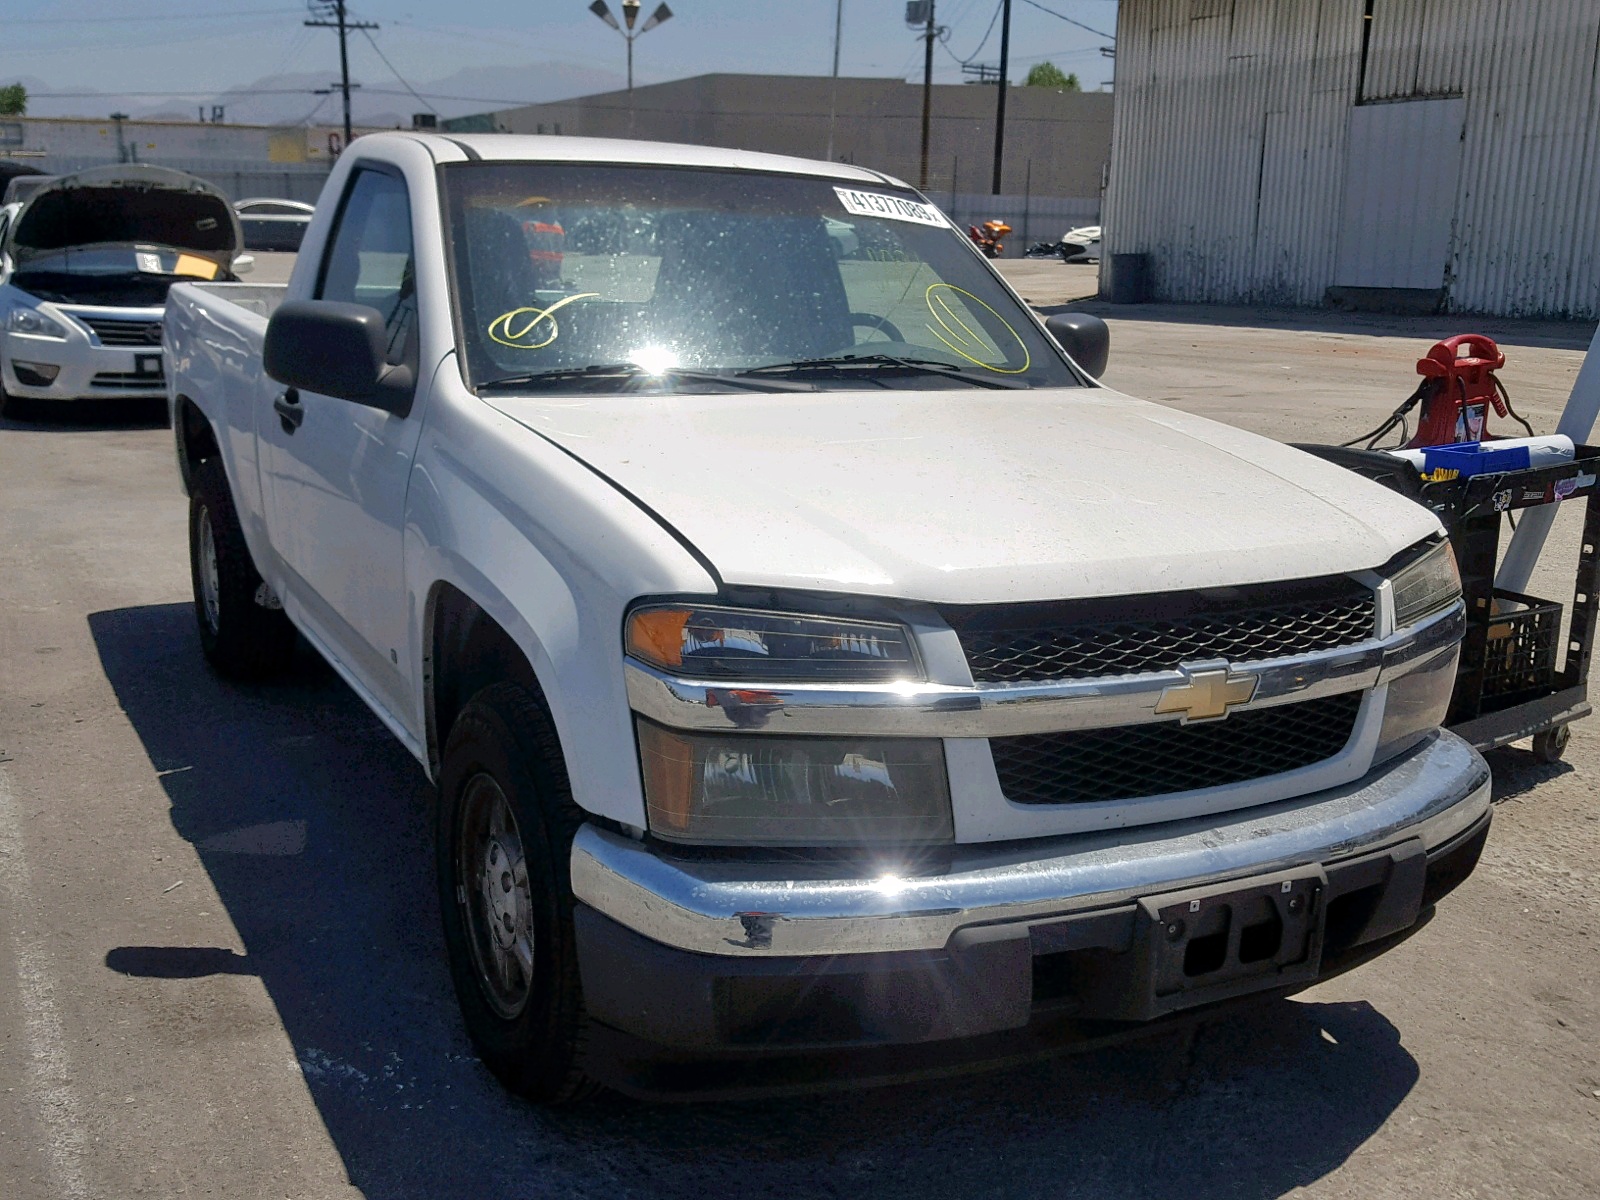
[488,387,1441,603]
[8,164,241,275]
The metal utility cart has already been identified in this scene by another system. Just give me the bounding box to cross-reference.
[1421,446,1600,762]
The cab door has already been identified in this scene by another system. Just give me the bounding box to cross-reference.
[258,164,424,725]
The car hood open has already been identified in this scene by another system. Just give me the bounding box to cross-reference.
[8,164,242,276]
[488,386,1442,605]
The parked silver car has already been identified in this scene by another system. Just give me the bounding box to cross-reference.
[234,197,315,252]
[0,164,248,416]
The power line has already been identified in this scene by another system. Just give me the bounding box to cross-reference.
[1017,0,1114,41]
[946,0,1005,66]
[26,88,319,98]
[285,93,331,127]
[5,6,301,25]
[359,28,436,115]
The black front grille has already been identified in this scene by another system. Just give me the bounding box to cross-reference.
[91,371,163,390]
[991,691,1364,805]
[945,577,1376,683]
[81,317,163,347]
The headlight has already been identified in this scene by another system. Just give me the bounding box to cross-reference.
[637,719,952,845]
[1374,646,1458,763]
[626,604,920,682]
[6,307,70,339]
[1388,539,1461,628]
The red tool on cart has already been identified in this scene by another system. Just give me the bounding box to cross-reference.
[1304,333,1600,765]
[1349,333,1536,450]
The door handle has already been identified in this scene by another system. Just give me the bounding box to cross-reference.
[274,388,304,434]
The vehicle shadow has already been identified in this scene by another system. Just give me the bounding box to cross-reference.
[1483,743,1576,803]
[89,601,1420,1200]
[0,395,168,430]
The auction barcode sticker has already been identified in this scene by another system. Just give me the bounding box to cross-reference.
[834,187,947,227]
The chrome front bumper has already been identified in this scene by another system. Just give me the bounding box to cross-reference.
[571,729,1490,958]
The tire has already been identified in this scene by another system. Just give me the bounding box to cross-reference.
[1531,724,1570,764]
[188,456,297,679]
[0,382,35,422]
[437,682,599,1105]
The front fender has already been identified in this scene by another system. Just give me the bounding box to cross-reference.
[404,380,715,828]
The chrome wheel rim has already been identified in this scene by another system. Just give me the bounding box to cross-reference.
[197,506,221,634]
[458,773,536,1019]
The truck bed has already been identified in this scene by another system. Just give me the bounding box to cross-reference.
[180,281,290,321]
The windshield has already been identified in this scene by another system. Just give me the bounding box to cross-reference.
[440,163,1080,392]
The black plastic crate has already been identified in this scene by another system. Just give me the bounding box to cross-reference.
[1481,589,1561,702]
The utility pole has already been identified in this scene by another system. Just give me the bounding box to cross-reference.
[305,1,377,151]
[920,0,935,190]
[991,0,1011,194]
[825,0,844,159]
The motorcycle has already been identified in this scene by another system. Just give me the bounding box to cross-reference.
[967,219,1013,258]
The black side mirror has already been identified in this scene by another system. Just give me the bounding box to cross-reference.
[1043,312,1110,378]
[263,300,413,416]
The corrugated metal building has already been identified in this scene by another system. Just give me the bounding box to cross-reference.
[1101,0,1600,317]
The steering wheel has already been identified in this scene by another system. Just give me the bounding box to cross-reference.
[849,312,904,343]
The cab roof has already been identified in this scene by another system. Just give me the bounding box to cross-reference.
[388,131,913,189]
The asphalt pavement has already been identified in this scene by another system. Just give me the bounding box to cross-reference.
[0,277,1597,1197]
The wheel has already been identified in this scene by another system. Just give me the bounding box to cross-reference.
[188,456,297,679]
[849,312,904,342]
[0,382,35,421]
[1530,724,1570,764]
[437,682,599,1105]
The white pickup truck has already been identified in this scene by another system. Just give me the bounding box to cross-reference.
[165,132,1490,1102]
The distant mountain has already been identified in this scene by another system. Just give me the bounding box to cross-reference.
[5,61,625,126]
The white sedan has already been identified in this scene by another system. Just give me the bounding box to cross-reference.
[235,197,315,252]
[0,164,247,416]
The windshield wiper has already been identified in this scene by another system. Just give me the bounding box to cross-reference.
[740,353,1026,389]
[477,363,811,394]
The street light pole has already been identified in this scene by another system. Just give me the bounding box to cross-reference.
[589,0,674,95]
[991,0,1011,194]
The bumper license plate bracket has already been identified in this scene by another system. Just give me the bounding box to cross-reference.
[1074,866,1327,1022]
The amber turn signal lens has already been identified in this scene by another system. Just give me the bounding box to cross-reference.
[636,720,695,834]
[626,608,691,669]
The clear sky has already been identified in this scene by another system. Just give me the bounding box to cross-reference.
[0,0,1120,113]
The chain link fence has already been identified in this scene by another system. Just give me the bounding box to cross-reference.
[13,154,334,205]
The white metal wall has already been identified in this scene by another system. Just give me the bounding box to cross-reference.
[1333,98,1466,290]
[1102,0,1600,318]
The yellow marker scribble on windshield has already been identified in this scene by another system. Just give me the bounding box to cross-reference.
[487,292,600,350]
[924,284,1030,374]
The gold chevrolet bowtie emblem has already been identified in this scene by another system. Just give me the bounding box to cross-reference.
[1154,664,1258,723]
